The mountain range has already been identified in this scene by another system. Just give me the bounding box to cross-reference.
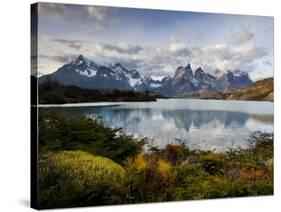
[40,55,253,97]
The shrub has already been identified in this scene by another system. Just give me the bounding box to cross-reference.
[125,154,174,203]
[157,159,173,179]
[39,111,146,163]
[164,144,188,164]
[200,153,225,175]
[173,162,230,200]
[225,177,273,197]
[38,151,125,208]
[267,158,273,177]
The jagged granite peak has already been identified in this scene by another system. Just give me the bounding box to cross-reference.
[225,70,252,89]
[214,68,225,78]
[194,67,204,79]
[114,62,122,67]
[174,64,193,80]
[74,54,85,63]
[70,55,100,77]
[194,67,215,81]
[195,66,203,72]
[112,62,125,70]
[185,64,193,78]
[73,54,91,66]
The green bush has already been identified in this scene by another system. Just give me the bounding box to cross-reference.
[164,144,189,164]
[38,150,125,208]
[39,111,146,163]
[225,177,273,197]
[200,153,225,175]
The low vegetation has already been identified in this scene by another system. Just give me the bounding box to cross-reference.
[38,151,125,208]
[38,112,273,209]
[38,78,162,104]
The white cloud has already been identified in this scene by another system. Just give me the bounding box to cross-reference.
[38,27,270,80]
[263,60,272,67]
[228,27,254,45]
[170,41,186,52]
[86,6,113,20]
[38,3,74,20]
[187,28,269,76]
[39,3,116,22]
[36,4,272,81]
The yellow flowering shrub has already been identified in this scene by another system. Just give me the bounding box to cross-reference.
[38,150,125,208]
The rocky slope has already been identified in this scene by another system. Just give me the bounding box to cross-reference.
[226,77,273,101]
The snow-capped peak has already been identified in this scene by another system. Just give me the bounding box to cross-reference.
[73,55,99,77]
[74,55,89,66]
[124,70,143,88]
[111,63,126,73]
[232,70,248,77]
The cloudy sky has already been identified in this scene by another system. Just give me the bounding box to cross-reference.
[35,2,273,81]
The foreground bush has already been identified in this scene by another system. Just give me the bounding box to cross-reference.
[39,111,146,163]
[124,154,175,203]
[200,153,225,175]
[38,151,125,208]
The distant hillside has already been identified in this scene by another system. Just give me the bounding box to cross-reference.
[226,77,273,101]
[38,79,160,104]
[179,77,273,101]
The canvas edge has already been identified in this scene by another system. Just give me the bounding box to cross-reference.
[31,2,39,210]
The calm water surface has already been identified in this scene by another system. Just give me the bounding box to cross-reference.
[40,99,273,151]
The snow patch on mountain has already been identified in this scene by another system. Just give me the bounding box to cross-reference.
[75,68,97,77]
[124,72,143,88]
[149,83,162,88]
[232,70,248,77]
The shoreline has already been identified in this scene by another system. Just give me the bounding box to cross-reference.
[37,97,274,107]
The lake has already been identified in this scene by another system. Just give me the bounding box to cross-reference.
[40,99,274,152]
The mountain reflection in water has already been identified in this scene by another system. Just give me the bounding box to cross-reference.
[42,99,273,151]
